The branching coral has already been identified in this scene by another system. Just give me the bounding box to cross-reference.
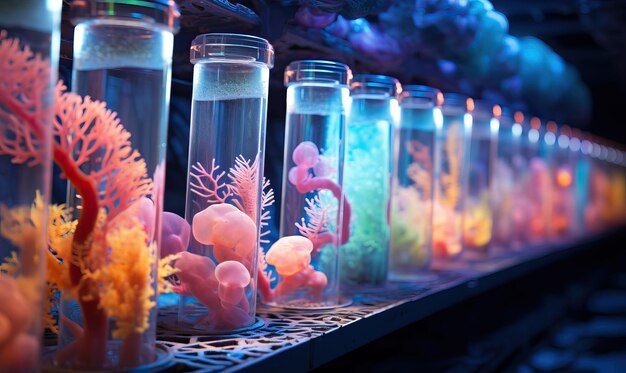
[228,155,260,219]
[190,160,233,204]
[295,195,334,253]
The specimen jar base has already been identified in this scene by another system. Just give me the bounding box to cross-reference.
[264,297,353,310]
[158,307,266,335]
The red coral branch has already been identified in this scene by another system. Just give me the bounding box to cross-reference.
[295,196,332,241]
[189,160,233,204]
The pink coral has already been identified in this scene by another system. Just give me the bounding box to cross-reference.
[192,203,257,264]
[189,160,233,204]
[107,197,155,238]
[160,212,190,258]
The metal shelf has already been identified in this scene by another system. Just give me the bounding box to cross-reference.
[155,231,618,372]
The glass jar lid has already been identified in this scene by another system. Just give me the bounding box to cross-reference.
[284,60,352,86]
[351,74,401,97]
[190,33,274,68]
[71,0,180,32]
[400,85,442,108]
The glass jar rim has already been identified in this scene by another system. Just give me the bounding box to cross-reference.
[284,60,352,86]
[400,85,442,104]
[71,0,180,32]
[351,74,401,97]
[442,92,471,110]
[190,33,274,67]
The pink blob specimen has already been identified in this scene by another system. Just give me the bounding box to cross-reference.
[108,197,155,238]
[175,252,220,310]
[215,261,250,306]
[292,141,319,168]
[192,203,257,263]
[312,155,333,177]
[0,333,38,372]
[266,236,314,276]
[0,276,36,372]
[160,212,190,258]
[287,167,299,185]
[214,307,253,330]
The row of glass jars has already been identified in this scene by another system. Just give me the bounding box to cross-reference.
[2,0,626,371]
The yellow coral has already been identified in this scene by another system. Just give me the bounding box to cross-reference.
[439,123,462,209]
[0,251,19,276]
[157,254,180,294]
[86,218,155,339]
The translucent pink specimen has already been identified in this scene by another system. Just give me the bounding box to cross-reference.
[174,252,219,310]
[107,197,155,238]
[289,142,352,245]
[0,276,36,372]
[292,141,319,168]
[160,212,190,258]
[215,261,250,306]
[266,236,313,276]
[192,203,257,264]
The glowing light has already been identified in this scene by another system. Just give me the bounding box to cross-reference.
[544,132,556,146]
[529,128,539,143]
[433,107,443,129]
[493,105,502,118]
[557,134,569,149]
[512,123,522,137]
[463,113,473,132]
[592,143,601,158]
[490,118,499,134]
[466,98,475,112]
[389,98,400,126]
[556,168,572,187]
[530,117,541,129]
[600,145,608,160]
[546,121,557,133]
[581,140,592,155]
[569,137,581,152]
[514,111,524,124]
[608,148,617,163]
[436,92,444,107]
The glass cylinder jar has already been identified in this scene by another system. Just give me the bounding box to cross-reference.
[491,107,516,255]
[54,1,179,370]
[389,85,441,281]
[510,112,529,249]
[541,121,558,243]
[340,74,399,287]
[569,128,587,237]
[550,125,576,241]
[462,100,497,259]
[268,60,351,308]
[433,93,472,261]
[0,1,61,372]
[520,116,550,245]
[174,34,273,333]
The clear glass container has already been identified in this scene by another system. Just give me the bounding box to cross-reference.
[173,34,273,333]
[54,1,179,370]
[520,116,550,245]
[462,100,497,259]
[541,121,557,242]
[491,107,516,254]
[510,112,529,249]
[268,60,351,308]
[549,124,576,241]
[0,1,61,371]
[433,93,472,260]
[569,128,588,237]
[389,85,441,281]
[340,74,400,287]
